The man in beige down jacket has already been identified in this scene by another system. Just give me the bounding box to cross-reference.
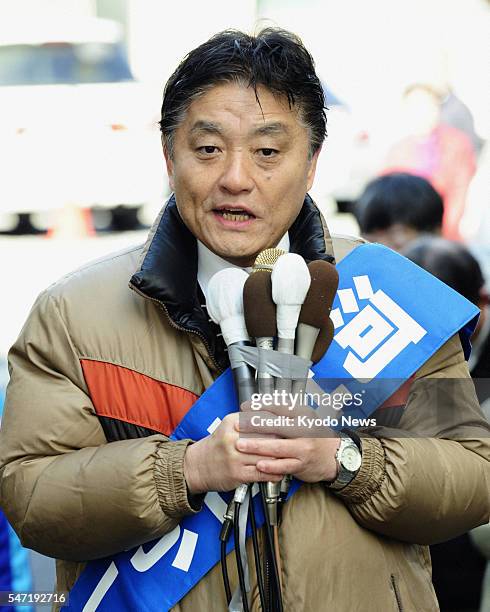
[0,28,489,612]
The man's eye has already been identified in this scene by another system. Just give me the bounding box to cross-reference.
[258,148,278,157]
[197,146,219,155]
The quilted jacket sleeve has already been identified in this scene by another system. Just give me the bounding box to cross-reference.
[334,334,490,545]
[0,290,201,562]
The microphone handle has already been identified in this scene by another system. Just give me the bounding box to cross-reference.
[277,337,295,354]
[255,336,280,525]
[292,322,320,396]
[229,340,256,406]
[295,322,320,359]
[280,323,320,508]
[276,337,294,394]
[255,336,274,395]
[225,340,255,600]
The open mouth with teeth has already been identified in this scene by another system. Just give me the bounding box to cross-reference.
[214,208,256,222]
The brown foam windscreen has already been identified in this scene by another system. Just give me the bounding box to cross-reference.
[311,318,335,363]
[299,260,339,328]
[243,271,277,338]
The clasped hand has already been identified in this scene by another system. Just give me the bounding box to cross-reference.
[183,399,340,495]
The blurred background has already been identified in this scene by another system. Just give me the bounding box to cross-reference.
[0,0,488,610]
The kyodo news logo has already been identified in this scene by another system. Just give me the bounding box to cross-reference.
[330,275,427,380]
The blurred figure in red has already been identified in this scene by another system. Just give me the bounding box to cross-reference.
[383,83,477,241]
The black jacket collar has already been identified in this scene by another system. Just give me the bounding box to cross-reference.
[130,194,334,370]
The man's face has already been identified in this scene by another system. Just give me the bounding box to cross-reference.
[164,82,319,266]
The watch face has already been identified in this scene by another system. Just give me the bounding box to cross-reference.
[342,446,362,472]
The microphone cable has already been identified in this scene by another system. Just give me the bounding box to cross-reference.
[249,488,267,611]
[221,486,269,612]
[220,498,234,606]
[260,483,284,612]
[234,499,250,612]
[221,538,232,605]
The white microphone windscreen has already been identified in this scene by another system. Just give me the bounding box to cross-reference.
[271,254,311,338]
[207,268,250,345]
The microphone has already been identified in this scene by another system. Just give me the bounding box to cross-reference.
[243,270,277,396]
[207,268,255,404]
[243,248,284,527]
[292,260,338,400]
[207,267,255,612]
[280,260,338,504]
[247,247,285,395]
[252,247,286,273]
[207,268,253,525]
[295,260,338,367]
[271,253,311,392]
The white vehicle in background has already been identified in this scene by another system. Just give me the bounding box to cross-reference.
[0,17,167,234]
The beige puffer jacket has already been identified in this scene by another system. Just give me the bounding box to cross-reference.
[0,196,489,611]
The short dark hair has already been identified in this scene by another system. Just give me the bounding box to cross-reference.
[355,173,444,234]
[159,28,326,158]
[403,236,485,305]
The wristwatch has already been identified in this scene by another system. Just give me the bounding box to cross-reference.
[327,433,362,490]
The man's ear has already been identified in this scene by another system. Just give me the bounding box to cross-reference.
[306,147,321,191]
[162,137,175,191]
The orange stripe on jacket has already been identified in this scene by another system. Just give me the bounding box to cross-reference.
[81,359,198,436]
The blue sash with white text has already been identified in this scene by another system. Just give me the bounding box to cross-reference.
[66,244,479,611]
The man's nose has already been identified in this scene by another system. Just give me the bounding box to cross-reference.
[218,152,254,194]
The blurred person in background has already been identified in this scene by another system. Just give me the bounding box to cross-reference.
[355,172,443,252]
[404,236,490,402]
[404,236,490,612]
[440,85,483,156]
[383,83,477,241]
[460,141,490,283]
